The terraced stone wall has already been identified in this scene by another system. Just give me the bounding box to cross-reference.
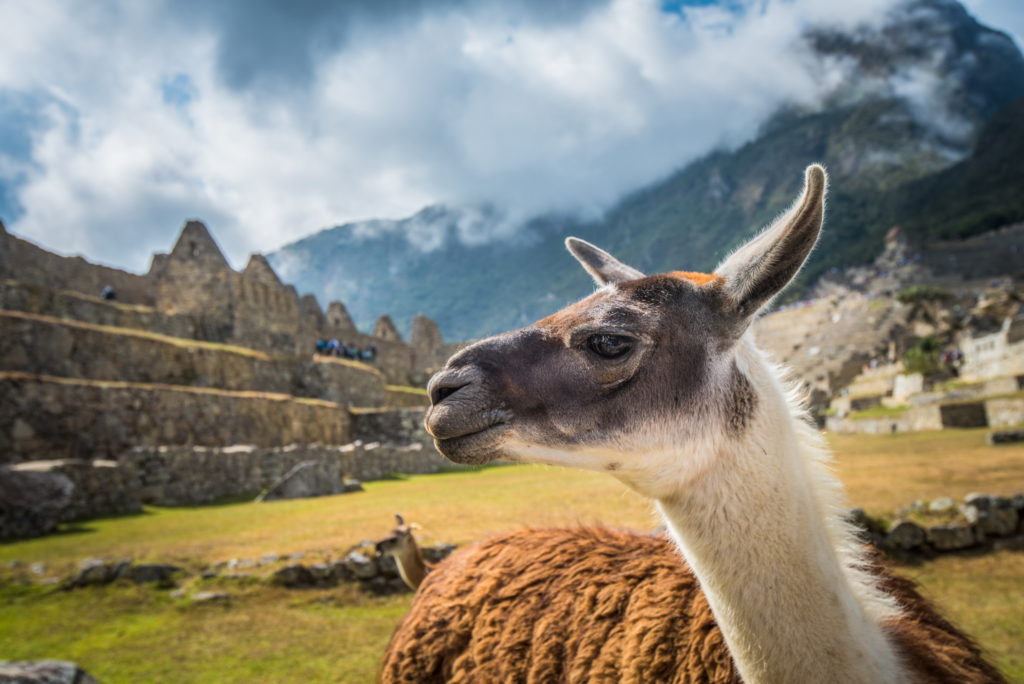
[0,373,351,464]
[0,279,195,338]
[122,442,452,506]
[0,226,154,305]
[0,312,388,406]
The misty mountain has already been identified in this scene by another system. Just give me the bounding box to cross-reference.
[269,0,1024,341]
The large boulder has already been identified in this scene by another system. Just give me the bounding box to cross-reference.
[0,660,100,683]
[256,461,344,502]
[64,559,131,589]
[0,465,73,539]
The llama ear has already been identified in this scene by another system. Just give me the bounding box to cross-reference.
[395,513,405,526]
[714,164,826,319]
[566,237,645,286]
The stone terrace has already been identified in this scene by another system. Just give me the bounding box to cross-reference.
[0,220,459,533]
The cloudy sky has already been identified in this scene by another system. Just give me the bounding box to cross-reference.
[0,0,1021,272]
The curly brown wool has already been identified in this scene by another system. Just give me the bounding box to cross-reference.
[380,527,1005,684]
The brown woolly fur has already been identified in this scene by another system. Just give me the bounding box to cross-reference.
[380,527,1006,684]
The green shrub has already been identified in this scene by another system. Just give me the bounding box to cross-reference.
[902,335,942,376]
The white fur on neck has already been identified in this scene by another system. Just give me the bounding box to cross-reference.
[654,336,905,684]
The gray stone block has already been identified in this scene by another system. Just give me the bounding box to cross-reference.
[0,466,73,539]
[885,520,926,550]
[0,659,100,684]
[926,524,977,551]
[257,460,342,502]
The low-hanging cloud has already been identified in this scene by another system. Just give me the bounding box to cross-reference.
[1,0,999,272]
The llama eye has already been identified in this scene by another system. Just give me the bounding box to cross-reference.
[587,334,633,359]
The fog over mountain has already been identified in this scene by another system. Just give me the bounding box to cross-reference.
[269,0,1024,340]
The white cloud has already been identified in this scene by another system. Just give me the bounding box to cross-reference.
[0,0,908,271]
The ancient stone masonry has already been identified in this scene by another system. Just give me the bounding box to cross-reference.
[0,372,350,464]
[755,225,1024,422]
[0,220,153,305]
[1,423,447,536]
[350,408,434,447]
[0,218,451,386]
[326,301,357,332]
[123,438,451,506]
[0,309,387,407]
[0,219,461,536]
[3,459,142,523]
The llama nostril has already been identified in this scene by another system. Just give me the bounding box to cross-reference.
[431,383,466,406]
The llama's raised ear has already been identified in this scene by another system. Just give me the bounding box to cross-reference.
[714,164,826,318]
[565,237,645,286]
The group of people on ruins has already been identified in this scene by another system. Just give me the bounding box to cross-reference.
[315,339,378,362]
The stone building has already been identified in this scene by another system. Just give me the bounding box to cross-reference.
[0,219,467,532]
[959,314,1024,383]
[1,218,452,384]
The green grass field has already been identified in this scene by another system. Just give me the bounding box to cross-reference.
[2,428,1023,682]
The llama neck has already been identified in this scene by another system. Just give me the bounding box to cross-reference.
[656,352,905,684]
[393,541,428,591]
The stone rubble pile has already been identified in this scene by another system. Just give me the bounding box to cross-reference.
[849,492,1024,556]
[268,541,457,594]
[8,541,458,596]
[62,559,183,589]
[988,428,1024,445]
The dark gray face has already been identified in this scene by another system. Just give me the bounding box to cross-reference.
[425,273,736,466]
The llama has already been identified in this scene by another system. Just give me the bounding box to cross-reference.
[376,514,430,591]
[382,166,1004,683]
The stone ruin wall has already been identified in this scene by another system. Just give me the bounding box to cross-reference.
[0,219,453,386]
[0,372,351,465]
[0,219,456,522]
[0,308,389,407]
[2,408,443,522]
[123,440,450,508]
[5,438,451,522]
[0,222,154,306]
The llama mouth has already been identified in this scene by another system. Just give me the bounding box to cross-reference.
[434,423,510,465]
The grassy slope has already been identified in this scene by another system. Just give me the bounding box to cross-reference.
[0,582,410,683]
[2,428,1023,681]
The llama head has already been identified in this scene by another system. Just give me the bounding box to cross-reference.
[376,513,419,558]
[426,165,826,498]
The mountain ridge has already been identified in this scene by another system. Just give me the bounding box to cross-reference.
[269,0,1024,341]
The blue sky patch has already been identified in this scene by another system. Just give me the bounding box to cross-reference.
[161,73,197,109]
